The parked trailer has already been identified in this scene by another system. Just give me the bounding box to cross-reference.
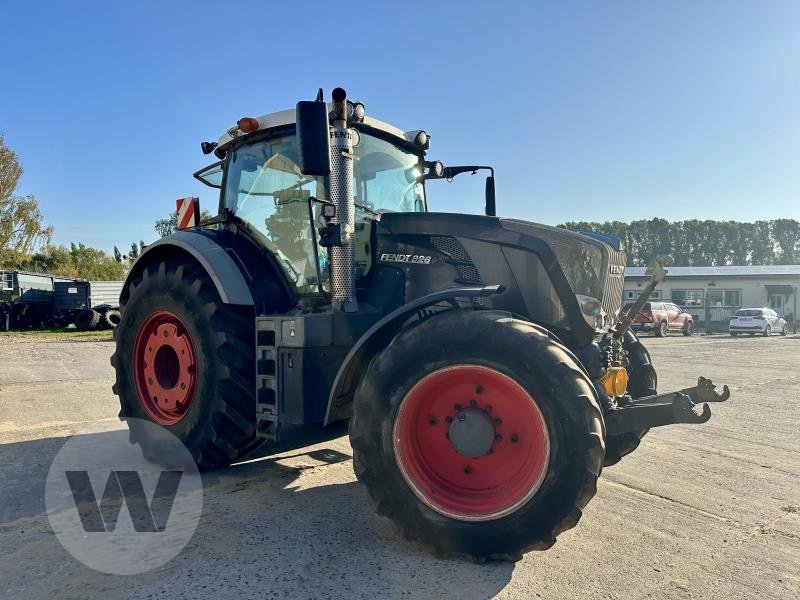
[0,270,124,330]
[53,280,124,329]
[0,270,73,330]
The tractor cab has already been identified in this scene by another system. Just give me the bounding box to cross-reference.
[194,105,431,297]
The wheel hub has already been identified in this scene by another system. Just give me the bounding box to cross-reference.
[448,408,495,458]
[393,365,550,521]
[133,311,197,426]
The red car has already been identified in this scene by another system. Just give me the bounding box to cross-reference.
[621,301,695,337]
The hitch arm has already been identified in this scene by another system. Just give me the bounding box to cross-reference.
[604,377,730,436]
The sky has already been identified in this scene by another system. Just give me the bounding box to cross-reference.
[1,1,798,253]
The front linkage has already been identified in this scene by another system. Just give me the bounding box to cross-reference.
[605,376,730,436]
[604,256,730,436]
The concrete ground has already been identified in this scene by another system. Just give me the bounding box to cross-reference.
[0,334,798,599]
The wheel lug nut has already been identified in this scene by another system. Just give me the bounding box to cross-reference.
[454,403,462,411]
[444,416,453,424]
[149,378,153,385]
[469,399,477,407]
[428,416,437,425]
[463,465,472,474]
[487,448,493,454]
[475,385,483,394]
[181,383,186,390]
[457,413,466,421]
[494,418,502,426]
[511,434,519,443]
[483,405,492,413]
[495,434,503,442]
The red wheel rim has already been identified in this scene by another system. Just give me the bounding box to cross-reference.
[393,365,550,521]
[133,311,197,426]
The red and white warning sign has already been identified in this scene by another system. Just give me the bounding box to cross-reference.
[176,197,200,230]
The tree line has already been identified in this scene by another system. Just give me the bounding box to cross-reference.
[558,218,800,266]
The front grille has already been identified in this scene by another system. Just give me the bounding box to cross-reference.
[430,236,490,306]
[602,248,626,319]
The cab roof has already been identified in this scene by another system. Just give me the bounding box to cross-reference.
[216,105,428,151]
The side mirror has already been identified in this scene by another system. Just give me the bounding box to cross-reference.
[296,100,330,176]
[485,175,496,217]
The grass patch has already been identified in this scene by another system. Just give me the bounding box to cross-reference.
[0,328,114,343]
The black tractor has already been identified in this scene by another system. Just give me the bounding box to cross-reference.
[112,88,729,561]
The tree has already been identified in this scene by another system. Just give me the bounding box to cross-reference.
[68,243,126,280]
[113,245,122,263]
[129,242,139,260]
[772,219,800,264]
[557,219,793,266]
[14,244,125,280]
[154,209,213,238]
[0,134,52,258]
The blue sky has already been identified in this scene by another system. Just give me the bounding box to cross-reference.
[1,1,798,253]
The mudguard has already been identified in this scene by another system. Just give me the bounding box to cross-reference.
[122,230,254,306]
[324,284,503,425]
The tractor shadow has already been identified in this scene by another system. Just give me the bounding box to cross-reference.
[1,426,515,599]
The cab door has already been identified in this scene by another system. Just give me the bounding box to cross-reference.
[666,303,683,329]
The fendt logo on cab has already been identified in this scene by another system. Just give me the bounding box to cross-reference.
[380,253,432,265]
[609,264,624,276]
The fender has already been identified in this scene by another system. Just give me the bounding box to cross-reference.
[324,284,503,425]
[122,230,255,306]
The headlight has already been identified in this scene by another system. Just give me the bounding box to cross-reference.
[576,294,606,329]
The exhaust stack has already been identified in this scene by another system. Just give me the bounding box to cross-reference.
[328,87,358,312]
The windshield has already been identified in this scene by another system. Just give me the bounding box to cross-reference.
[735,309,763,317]
[353,133,426,213]
[223,130,425,292]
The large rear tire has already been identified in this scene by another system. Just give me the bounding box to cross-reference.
[349,310,604,562]
[111,260,260,469]
[603,330,657,467]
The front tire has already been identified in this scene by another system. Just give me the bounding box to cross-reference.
[683,321,694,336]
[111,260,260,469]
[349,310,604,561]
[764,325,771,337]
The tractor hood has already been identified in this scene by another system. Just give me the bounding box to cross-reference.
[374,213,626,345]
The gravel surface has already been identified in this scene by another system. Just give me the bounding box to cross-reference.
[0,334,798,599]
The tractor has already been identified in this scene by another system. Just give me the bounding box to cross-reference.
[111,88,729,561]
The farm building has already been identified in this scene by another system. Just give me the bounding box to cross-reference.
[624,265,800,329]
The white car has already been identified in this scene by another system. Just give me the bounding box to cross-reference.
[729,308,789,337]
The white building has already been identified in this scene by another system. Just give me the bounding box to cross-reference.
[624,265,800,326]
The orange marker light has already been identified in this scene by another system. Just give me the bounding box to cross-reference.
[600,366,629,398]
[237,117,260,133]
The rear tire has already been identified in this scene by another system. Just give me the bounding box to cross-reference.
[730,332,738,337]
[350,310,604,562]
[111,260,261,470]
[781,324,788,336]
[764,325,771,337]
[655,321,668,337]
